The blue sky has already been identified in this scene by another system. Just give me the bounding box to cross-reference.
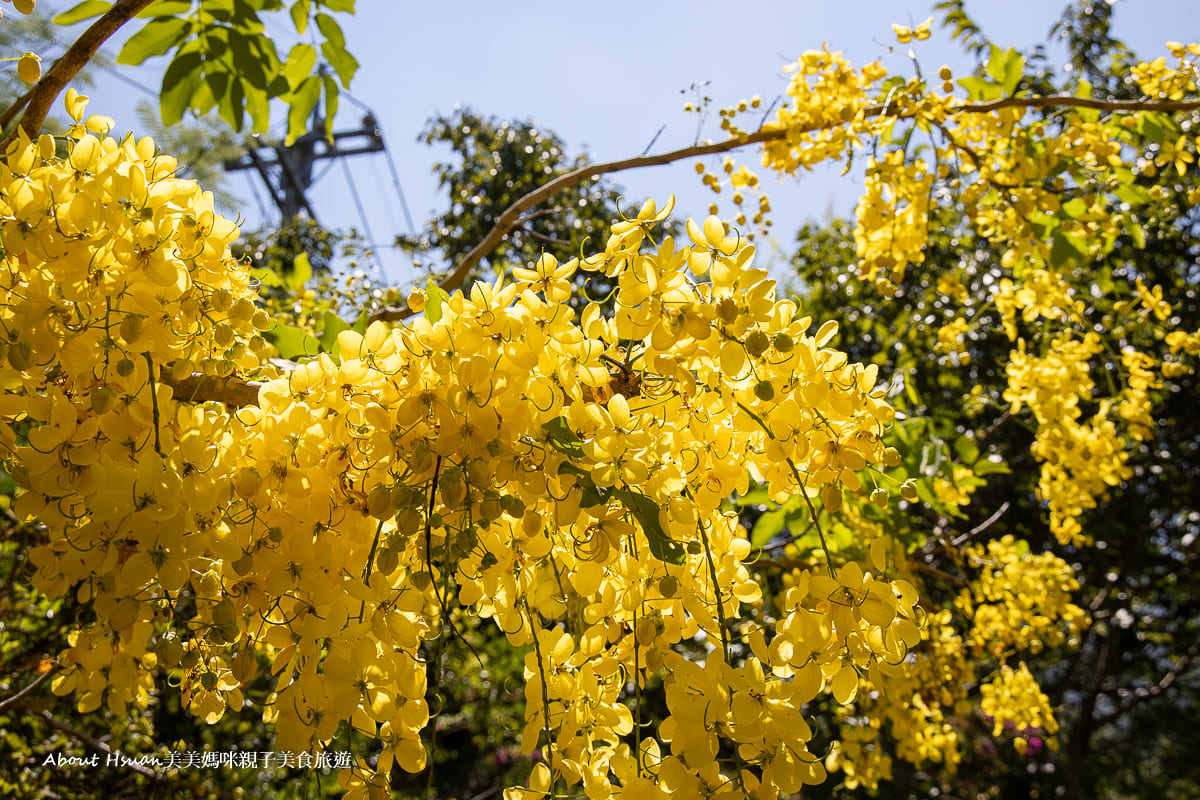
[37,0,1200,285]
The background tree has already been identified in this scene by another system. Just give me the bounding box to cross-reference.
[398,108,635,297]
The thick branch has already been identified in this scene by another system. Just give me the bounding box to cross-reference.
[367,94,1200,323]
[1,0,157,147]
[963,95,1200,114]
[160,372,264,408]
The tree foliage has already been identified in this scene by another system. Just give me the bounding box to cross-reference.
[398,107,631,293]
[0,3,1198,800]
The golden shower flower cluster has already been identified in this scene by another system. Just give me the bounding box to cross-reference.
[956,536,1088,658]
[979,662,1060,743]
[0,100,916,795]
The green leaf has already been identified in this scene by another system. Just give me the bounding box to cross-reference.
[541,417,583,458]
[322,72,340,140]
[52,0,111,25]
[250,267,284,288]
[973,456,1010,476]
[285,251,312,290]
[1049,231,1084,268]
[245,83,270,133]
[1125,217,1147,249]
[314,12,345,48]
[1062,197,1088,219]
[159,50,204,125]
[285,75,321,145]
[139,0,193,16]
[321,39,359,87]
[985,46,1024,95]
[953,435,979,464]
[263,323,319,360]
[1138,113,1166,145]
[957,75,1002,102]
[1114,182,1150,206]
[319,0,355,11]
[116,16,191,65]
[424,277,448,323]
[318,310,352,359]
[289,0,311,33]
[557,463,606,508]
[749,494,804,548]
[282,43,316,89]
[613,488,685,565]
[228,29,274,90]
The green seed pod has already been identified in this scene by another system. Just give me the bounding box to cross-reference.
[745,330,770,357]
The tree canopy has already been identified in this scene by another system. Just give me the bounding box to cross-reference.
[0,2,1198,800]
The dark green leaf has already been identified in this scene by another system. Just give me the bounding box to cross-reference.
[613,488,685,564]
[542,417,583,458]
[159,50,204,125]
[52,0,111,25]
[218,75,247,133]
[228,30,272,90]
[1049,231,1083,268]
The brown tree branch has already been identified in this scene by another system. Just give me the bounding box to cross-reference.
[154,93,1200,402]
[160,371,264,408]
[1,0,157,149]
[367,94,1200,324]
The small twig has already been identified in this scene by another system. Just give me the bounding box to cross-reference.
[0,666,56,713]
[950,500,1011,546]
[641,125,666,155]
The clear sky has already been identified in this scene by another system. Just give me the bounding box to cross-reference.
[36,0,1200,285]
